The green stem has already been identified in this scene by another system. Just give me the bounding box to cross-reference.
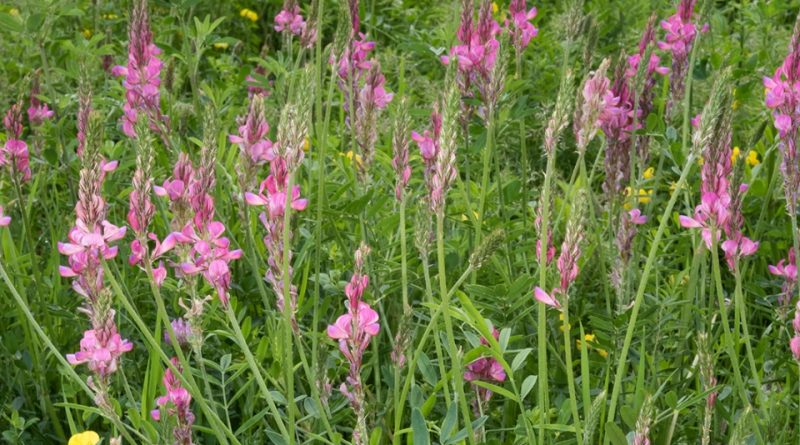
[437,212,475,444]
[473,113,495,281]
[281,172,298,445]
[561,302,583,445]
[536,148,555,445]
[0,262,145,445]
[734,261,763,404]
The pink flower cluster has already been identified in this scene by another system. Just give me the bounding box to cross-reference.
[769,248,797,310]
[507,0,538,52]
[657,0,706,110]
[327,244,379,435]
[151,357,195,445]
[0,206,9,227]
[464,328,506,403]
[534,219,585,310]
[67,328,133,378]
[627,16,668,159]
[441,1,500,90]
[2,104,32,182]
[600,67,636,197]
[111,0,165,138]
[229,98,274,167]
[791,303,800,361]
[176,221,243,305]
[27,73,54,126]
[679,128,758,266]
[764,23,800,211]
[274,4,306,36]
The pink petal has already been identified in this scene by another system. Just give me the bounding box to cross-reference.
[533,287,561,309]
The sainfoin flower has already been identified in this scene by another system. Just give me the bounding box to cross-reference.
[27,71,54,125]
[67,327,133,378]
[274,2,307,36]
[464,327,506,403]
[657,0,705,112]
[327,243,378,445]
[506,0,538,51]
[112,0,165,138]
[176,221,243,305]
[0,206,10,226]
[442,0,500,100]
[151,357,195,445]
[769,248,797,311]
[791,301,800,361]
[2,104,32,182]
[764,15,800,212]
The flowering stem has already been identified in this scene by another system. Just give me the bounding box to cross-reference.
[436,212,475,444]
[223,304,292,440]
[422,254,451,403]
[709,232,764,443]
[281,171,298,445]
[473,111,495,282]
[0,261,146,445]
[561,302,583,445]
[399,197,409,313]
[733,262,763,404]
[104,263,239,445]
[392,264,474,444]
[606,150,696,424]
[536,147,555,444]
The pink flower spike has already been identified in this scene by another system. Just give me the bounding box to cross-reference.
[791,336,800,361]
[153,261,167,287]
[678,215,703,228]
[533,287,561,309]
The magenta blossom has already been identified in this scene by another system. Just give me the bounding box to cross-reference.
[533,286,562,310]
[176,221,242,305]
[245,175,308,218]
[464,327,506,403]
[274,5,306,36]
[59,220,127,281]
[2,104,32,182]
[229,109,274,166]
[507,0,538,51]
[628,208,648,225]
[151,357,195,445]
[67,327,133,378]
[0,206,10,227]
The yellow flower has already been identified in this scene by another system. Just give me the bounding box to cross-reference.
[240,8,259,22]
[213,42,229,49]
[492,2,499,14]
[9,8,19,16]
[303,138,310,152]
[69,431,100,445]
[730,146,741,164]
[559,312,570,332]
[597,348,608,358]
[102,13,119,20]
[584,333,596,343]
[460,210,479,222]
[697,157,704,166]
[638,189,653,204]
[343,150,363,168]
[82,28,92,39]
[643,167,654,180]
[746,150,759,167]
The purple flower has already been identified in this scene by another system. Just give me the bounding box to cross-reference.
[0,206,10,227]
[177,221,242,305]
[245,175,308,219]
[464,328,506,402]
[151,357,195,445]
[274,4,307,36]
[507,0,538,51]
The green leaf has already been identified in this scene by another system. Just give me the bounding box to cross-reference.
[604,421,628,445]
[411,408,430,445]
[511,348,532,371]
[520,375,537,400]
[440,403,458,443]
[0,12,23,33]
[471,380,518,402]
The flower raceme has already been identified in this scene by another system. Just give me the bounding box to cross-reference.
[151,357,195,445]
[2,104,32,182]
[274,2,307,36]
[111,0,165,138]
[507,0,538,52]
[27,72,54,126]
[66,327,133,378]
[174,221,243,305]
[464,327,506,403]
[245,175,308,219]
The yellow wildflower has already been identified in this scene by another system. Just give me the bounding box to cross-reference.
[213,42,229,49]
[9,8,19,16]
[697,157,704,166]
[492,2,499,14]
[82,28,92,39]
[746,150,759,167]
[303,138,310,152]
[584,333,596,343]
[240,8,259,22]
[597,348,608,358]
[559,312,570,332]
[730,146,741,164]
[638,189,653,204]
[344,150,363,168]
[69,431,100,445]
[643,167,654,180]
